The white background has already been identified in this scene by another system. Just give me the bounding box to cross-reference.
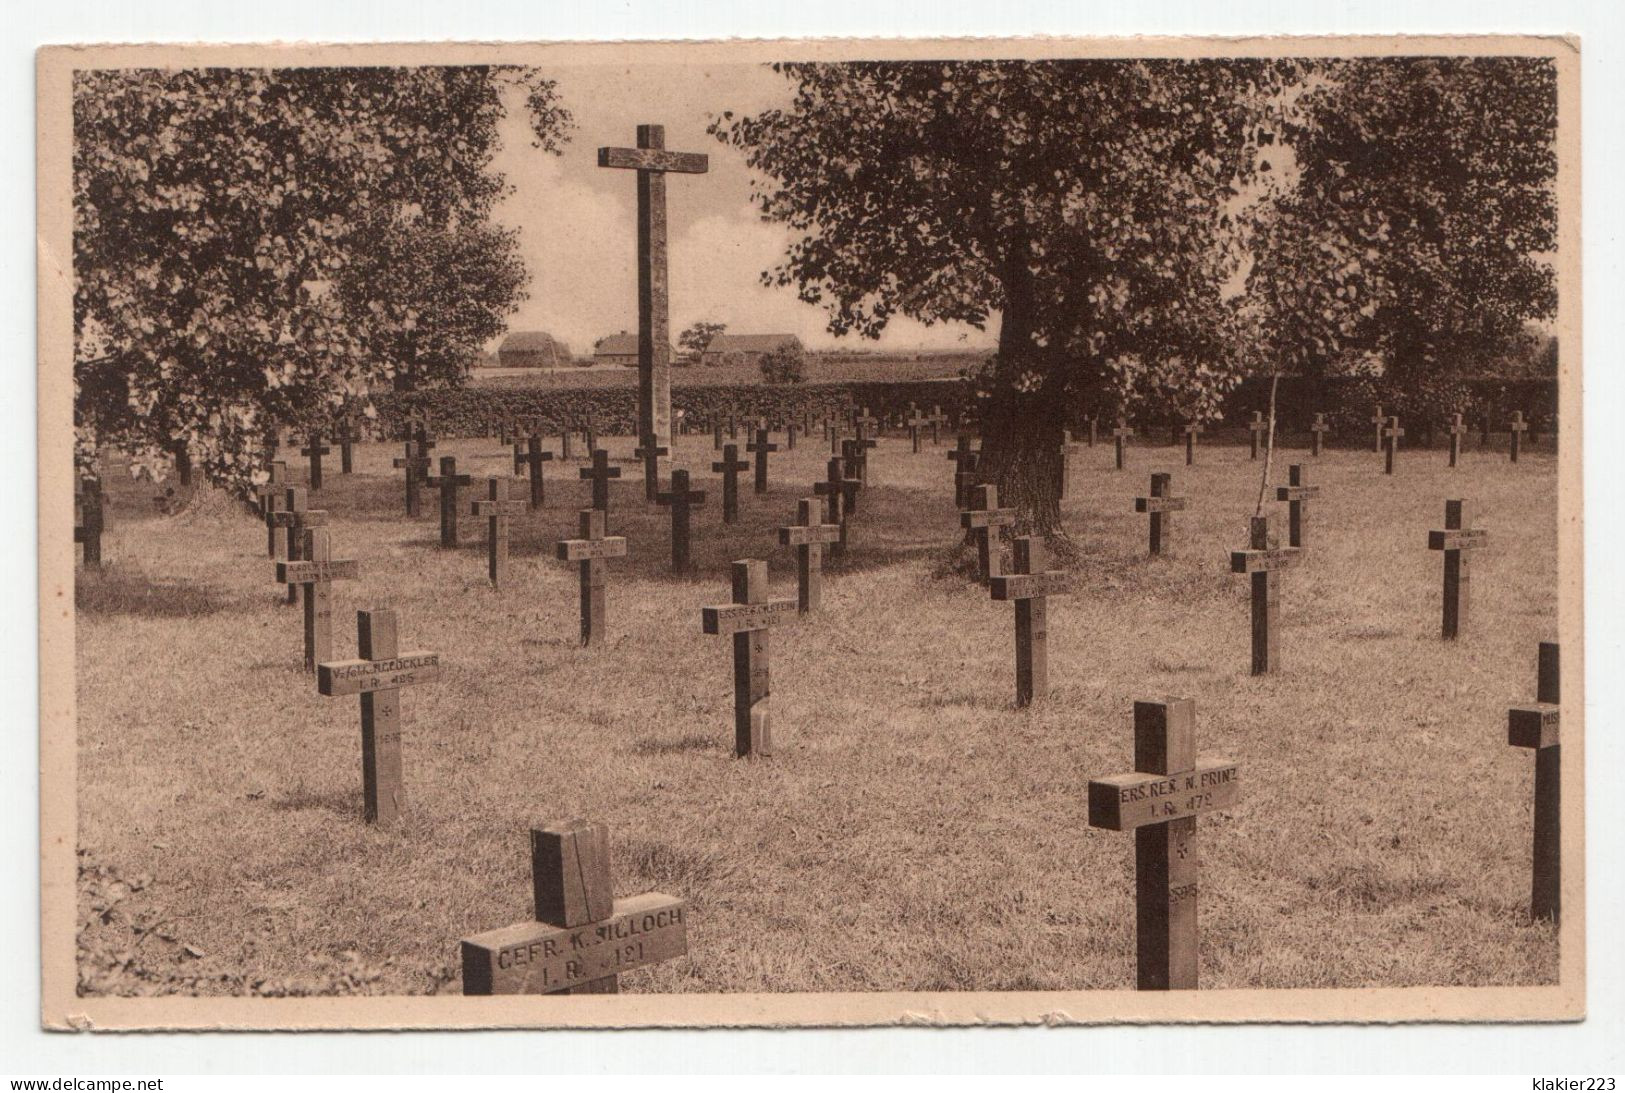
[4,0,1621,1076]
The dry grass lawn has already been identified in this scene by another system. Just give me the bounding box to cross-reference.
[74,425,1560,995]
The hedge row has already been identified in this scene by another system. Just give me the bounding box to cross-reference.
[1207,376,1559,444]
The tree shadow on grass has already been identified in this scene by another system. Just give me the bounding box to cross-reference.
[75,568,234,619]
[265,784,361,819]
[631,732,721,756]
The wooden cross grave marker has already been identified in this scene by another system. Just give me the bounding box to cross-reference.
[580,408,598,455]
[1134,472,1188,556]
[812,456,861,559]
[727,406,739,441]
[850,415,878,485]
[1508,641,1561,923]
[270,486,328,606]
[926,405,948,446]
[700,559,797,758]
[276,526,359,671]
[1309,413,1331,457]
[712,416,725,452]
[556,508,629,646]
[1447,412,1470,468]
[653,468,706,573]
[746,426,778,495]
[946,437,980,509]
[1111,420,1135,471]
[317,608,441,827]
[560,426,574,462]
[1508,410,1530,463]
[906,405,929,453]
[336,421,357,475]
[472,476,527,588]
[1229,512,1302,675]
[517,430,555,509]
[425,456,474,549]
[633,435,669,505]
[990,535,1068,707]
[301,431,331,492]
[1181,421,1204,466]
[75,476,105,568]
[257,461,290,558]
[778,497,841,614]
[785,420,798,451]
[392,441,432,519]
[1087,697,1243,990]
[1370,403,1386,453]
[854,406,878,440]
[1272,464,1320,549]
[579,448,623,521]
[712,443,748,524]
[460,820,688,995]
[1246,411,1268,461]
[1382,415,1404,475]
[960,483,1016,582]
[1427,499,1489,640]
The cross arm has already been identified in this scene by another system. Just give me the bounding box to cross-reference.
[276,558,360,583]
[1428,529,1489,551]
[460,891,687,995]
[1135,496,1189,513]
[701,600,797,635]
[1086,758,1242,830]
[269,509,330,528]
[779,524,841,546]
[961,508,1017,529]
[1229,547,1303,573]
[556,536,630,562]
[989,571,1069,601]
[472,499,528,517]
[1275,485,1321,502]
[597,147,709,173]
[318,652,442,696]
[1508,703,1560,749]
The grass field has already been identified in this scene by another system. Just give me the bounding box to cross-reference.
[470,353,978,389]
[74,426,1560,995]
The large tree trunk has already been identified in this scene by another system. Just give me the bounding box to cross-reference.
[974,240,1072,551]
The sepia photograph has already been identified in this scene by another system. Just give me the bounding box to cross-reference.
[36,33,1582,1031]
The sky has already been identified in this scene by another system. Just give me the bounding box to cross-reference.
[486,62,997,356]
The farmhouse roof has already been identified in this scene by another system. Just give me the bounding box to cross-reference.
[594,332,640,355]
[707,333,802,353]
[499,331,570,356]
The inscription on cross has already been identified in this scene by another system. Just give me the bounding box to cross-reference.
[712,443,749,524]
[275,526,358,671]
[960,484,1016,582]
[472,477,527,588]
[1427,499,1488,640]
[460,821,688,995]
[654,469,706,573]
[1273,464,1320,548]
[1134,473,1188,556]
[746,426,778,495]
[990,536,1069,706]
[1508,641,1561,923]
[1087,698,1243,990]
[317,609,441,827]
[778,497,841,614]
[1229,512,1302,675]
[701,560,797,758]
[425,457,474,549]
[556,508,630,646]
[579,448,623,521]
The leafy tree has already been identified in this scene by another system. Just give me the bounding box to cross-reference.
[1247,57,1557,383]
[677,320,728,359]
[74,65,571,492]
[712,60,1282,537]
[758,341,806,384]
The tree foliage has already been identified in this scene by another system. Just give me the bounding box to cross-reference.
[677,320,728,358]
[74,65,572,490]
[757,341,806,384]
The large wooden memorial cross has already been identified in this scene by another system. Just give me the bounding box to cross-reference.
[1247,411,1267,461]
[579,448,623,520]
[473,477,526,588]
[1508,410,1530,463]
[426,457,474,549]
[556,508,630,646]
[778,497,841,614]
[1274,464,1320,548]
[276,526,359,671]
[1134,473,1188,556]
[301,431,331,492]
[746,426,778,495]
[1508,641,1561,923]
[960,483,1016,581]
[75,477,106,568]
[1229,512,1302,675]
[946,437,980,508]
[460,820,688,995]
[1382,415,1405,475]
[517,430,555,509]
[633,434,669,505]
[712,443,748,524]
[599,126,708,448]
[701,559,797,758]
[1111,420,1135,471]
[1427,499,1488,640]
[1181,421,1204,466]
[813,456,860,559]
[1309,413,1330,457]
[317,609,442,827]
[906,405,929,453]
[1087,698,1243,990]
[990,535,1068,706]
[1370,403,1387,453]
[654,468,706,573]
[1447,412,1470,468]
[392,441,431,518]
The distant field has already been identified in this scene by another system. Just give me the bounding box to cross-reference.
[472,353,982,389]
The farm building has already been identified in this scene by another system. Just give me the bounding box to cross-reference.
[593,331,677,366]
[701,333,803,366]
[496,331,572,369]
